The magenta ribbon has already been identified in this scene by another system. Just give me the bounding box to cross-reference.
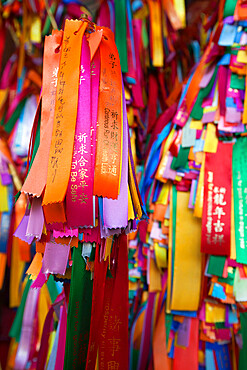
[14,288,40,369]
[91,49,101,225]
[66,36,97,228]
[36,306,54,370]
[5,87,31,122]
[137,292,156,370]
[53,227,78,239]
[31,269,48,289]
[55,303,67,370]
[14,207,34,245]
[132,19,145,108]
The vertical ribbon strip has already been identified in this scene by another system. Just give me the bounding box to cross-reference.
[43,20,87,223]
[93,28,122,200]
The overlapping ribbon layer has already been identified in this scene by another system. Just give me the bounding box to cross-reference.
[0,1,240,369]
[9,17,144,369]
[128,1,247,369]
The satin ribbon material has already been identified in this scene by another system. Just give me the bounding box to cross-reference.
[170,189,202,311]
[86,244,108,370]
[201,142,232,256]
[98,235,128,370]
[22,30,63,197]
[233,138,247,263]
[115,0,128,73]
[42,241,70,275]
[36,306,54,370]
[55,303,67,370]
[64,243,93,369]
[173,318,199,370]
[66,36,96,228]
[26,197,44,240]
[147,0,164,67]
[43,20,87,223]
[14,288,39,369]
[93,27,122,200]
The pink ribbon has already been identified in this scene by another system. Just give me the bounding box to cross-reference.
[55,303,67,370]
[103,81,128,230]
[14,288,40,369]
[66,36,98,228]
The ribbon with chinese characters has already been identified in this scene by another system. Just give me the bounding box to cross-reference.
[170,189,202,311]
[201,142,232,256]
[66,35,97,228]
[98,234,128,370]
[85,243,108,370]
[22,30,63,197]
[233,137,247,264]
[43,20,87,223]
[93,27,122,200]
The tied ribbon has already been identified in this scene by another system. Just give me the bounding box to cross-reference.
[233,137,247,263]
[93,27,122,200]
[66,36,100,227]
[14,288,40,369]
[98,234,128,370]
[66,36,97,228]
[201,142,233,256]
[22,30,63,197]
[43,20,87,223]
[55,302,67,370]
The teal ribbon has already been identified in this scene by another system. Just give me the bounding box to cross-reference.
[115,0,128,73]
[232,138,247,263]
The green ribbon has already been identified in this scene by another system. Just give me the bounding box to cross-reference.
[239,312,247,369]
[46,274,59,304]
[115,0,128,73]
[230,73,245,91]
[4,97,28,134]
[64,243,93,370]
[232,138,247,263]
[191,66,218,120]
[171,147,190,170]
[9,277,32,342]
[207,255,226,278]
[223,0,238,18]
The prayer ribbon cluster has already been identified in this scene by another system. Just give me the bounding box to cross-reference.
[10,17,144,369]
[128,0,247,369]
[3,0,247,370]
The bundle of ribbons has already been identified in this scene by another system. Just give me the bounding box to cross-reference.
[0,2,99,366]
[0,0,233,369]
[6,17,145,369]
[95,0,217,160]
[128,0,247,369]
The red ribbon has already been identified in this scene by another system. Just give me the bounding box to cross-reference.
[201,142,233,256]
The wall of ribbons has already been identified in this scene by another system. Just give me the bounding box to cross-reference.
[0,0,247,369]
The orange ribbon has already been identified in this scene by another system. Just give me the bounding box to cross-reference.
[42,20,87,223]
[93,27,122,200]
[22,30,63,197]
